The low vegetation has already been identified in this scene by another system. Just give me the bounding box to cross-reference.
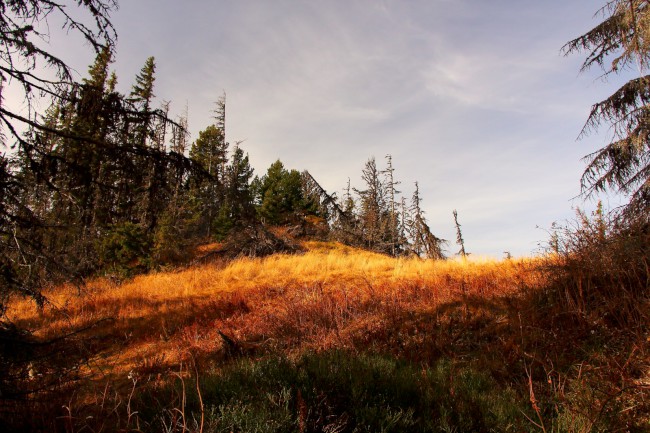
[3,222,648,431]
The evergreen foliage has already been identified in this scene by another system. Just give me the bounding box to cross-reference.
[99,222,152,275]
[190,124,228,237]
[217,144,255,234]
[335,157,445,258]
[255,160,312,225]
[355,157,388,252]
[563,0,650,211]
[408,182,446,259]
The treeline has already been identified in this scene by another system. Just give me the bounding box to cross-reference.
[304,156,447,259]
[2,48,250,304]
[2,46,449,309]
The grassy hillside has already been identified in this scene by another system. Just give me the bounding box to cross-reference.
[4,241,649,432]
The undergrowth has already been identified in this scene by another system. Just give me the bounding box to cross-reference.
[72,351,530,433]
[2,210,649,432]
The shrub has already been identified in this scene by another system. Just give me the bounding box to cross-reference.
[98,222,152,276]
[544,205,649,329]
[131,351,530,433]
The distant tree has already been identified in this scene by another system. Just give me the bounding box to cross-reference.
[331,178,363,245]
[190,120,227,182]
[563,0,650,211]
[214,144,255,237]
[298,171,333,220]
[151,100,171,151]
[190,124,228,237]
[255,160,308,225]
[129,56,156,148]
[355,157,387,252]
[408,182,446,259]
[453,209,467,258]
[382,155,401,256]
[343,178,356,215]
[170,103,190,155]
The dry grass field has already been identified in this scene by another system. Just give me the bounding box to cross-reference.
[8,242,541,376]
[3,240,648,432]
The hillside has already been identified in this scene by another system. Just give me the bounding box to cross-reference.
[4,241,648,432]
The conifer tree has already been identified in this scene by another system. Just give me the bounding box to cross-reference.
[355,157,387,252]
[152,100,171,152]
[256,160,306,225]
[0,0,117,306]
[563,1,650,211]
[170,104,190,155]
[453,209,467,258]
[338,179,359,238]
[408,182,445,259]
[214,144,255,237]
[130,57,156,114]
[382,155,401,256]
[189,124,228,237]
[343,178,356,215]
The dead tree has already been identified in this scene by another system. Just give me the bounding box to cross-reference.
[453,209,467,257]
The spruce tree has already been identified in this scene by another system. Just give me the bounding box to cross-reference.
[0,0,117,309]
[563,1,650,211]
[355,157,395,253]
[214,144,255,237]
[408,182,445,259]
[382,155,401,256]
[130,57,156,113]
[256,160,306,225]
[189,124,228,237]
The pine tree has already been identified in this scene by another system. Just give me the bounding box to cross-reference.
[214,144,255,237]
[355,157,387,252]
[189,124,228,237]
[408,182,445,259]
[382,155,401,256]
[563,1,650,211]
[256,160,306,225]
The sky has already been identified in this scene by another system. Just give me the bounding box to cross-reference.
[14,0,632,257]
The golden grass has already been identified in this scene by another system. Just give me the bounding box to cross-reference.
[7,241,545,379]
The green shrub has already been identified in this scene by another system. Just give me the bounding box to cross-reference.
[98,222,152,276]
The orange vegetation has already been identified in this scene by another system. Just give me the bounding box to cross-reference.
[7,241,544,380]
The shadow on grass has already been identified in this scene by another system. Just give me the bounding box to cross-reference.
[90,350,533,433]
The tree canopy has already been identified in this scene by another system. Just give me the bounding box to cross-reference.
[563,0,650,211]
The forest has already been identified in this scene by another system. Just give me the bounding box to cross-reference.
[2,46,448,300]
[0,1,648,432]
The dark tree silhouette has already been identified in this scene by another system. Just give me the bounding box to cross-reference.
[0,0,117,308]
[563,1,650,211]
[453,209,467,258]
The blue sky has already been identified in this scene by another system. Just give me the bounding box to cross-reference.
[31,1,631,256]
